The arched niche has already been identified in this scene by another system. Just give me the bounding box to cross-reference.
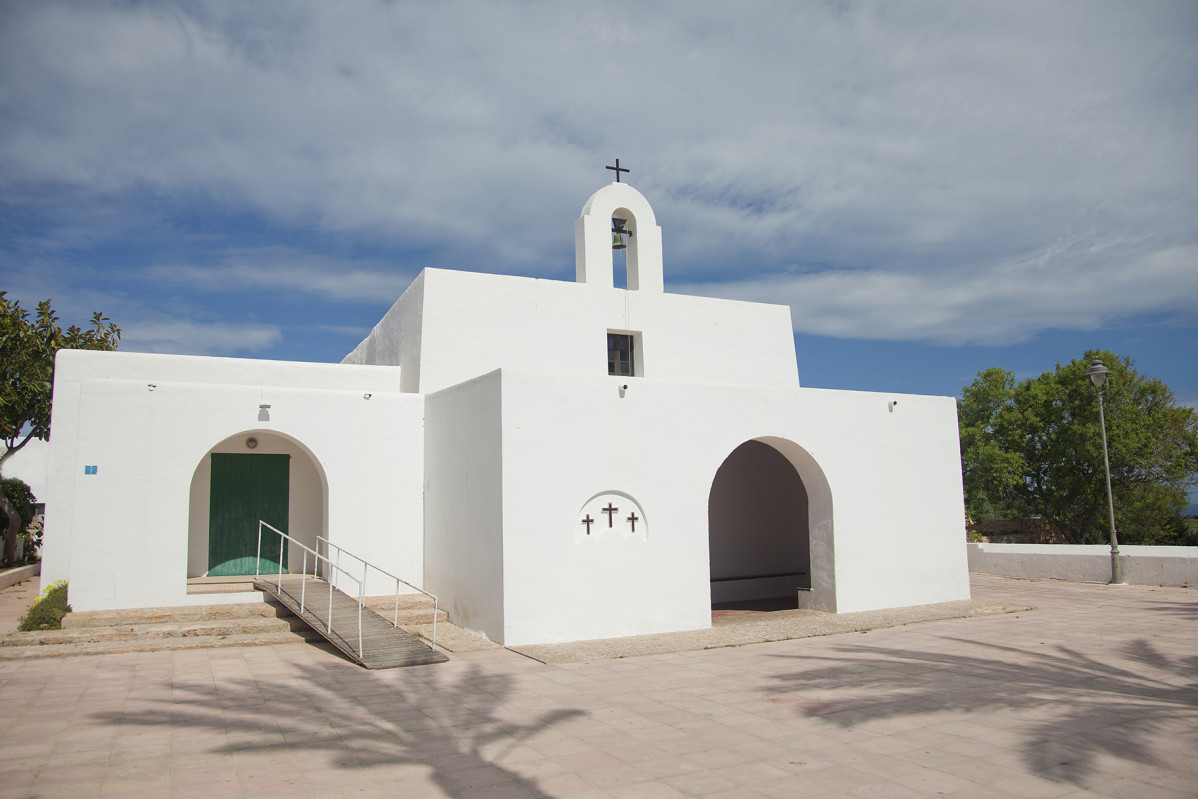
[186,430,329,578]
[575,490,649,542]
[708,437,836,611]
[574,182,664,293]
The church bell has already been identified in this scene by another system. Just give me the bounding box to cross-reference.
[611,217,632,250]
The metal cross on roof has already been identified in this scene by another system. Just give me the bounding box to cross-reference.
[606,159,630,183]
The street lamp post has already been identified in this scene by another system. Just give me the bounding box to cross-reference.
[1084,359,1124,585]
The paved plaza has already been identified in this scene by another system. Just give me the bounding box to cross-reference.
[0,574,1194,798]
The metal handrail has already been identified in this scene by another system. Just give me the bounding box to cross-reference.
[710,571,808,583]
[317,535,438,649]
[255,522,364,657]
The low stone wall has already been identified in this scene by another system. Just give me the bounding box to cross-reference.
[0,563,40,592]
[967,518,1067,544]
[967,543,1197,587]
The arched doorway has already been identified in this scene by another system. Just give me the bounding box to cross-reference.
[187,430,327,578]
[708,437,834,610]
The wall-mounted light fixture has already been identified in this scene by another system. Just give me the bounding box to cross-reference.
[888,400,898,413]
[363,393,372,400]
[258,403,271,422]
[147,384,157,392]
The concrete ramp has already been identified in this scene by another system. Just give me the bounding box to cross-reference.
[255,575,448,669]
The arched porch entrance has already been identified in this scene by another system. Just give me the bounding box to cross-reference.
[187,430,328,578]
[708,437,835,611]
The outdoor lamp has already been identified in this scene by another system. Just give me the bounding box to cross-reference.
[1085,359,1111,390]
[1083,358,1124,585]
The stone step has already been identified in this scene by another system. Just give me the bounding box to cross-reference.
[61,601,279,628]
[363,599,448,627]
[0,631,330,661]
[186,581,259,595]
[4,590,450,660]
[4,614,316,647]
[364,592,443,612]
[61,593,445,629]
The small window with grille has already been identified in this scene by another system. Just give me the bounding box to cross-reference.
[607,332,635,377]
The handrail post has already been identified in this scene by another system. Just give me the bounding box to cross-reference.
[277,533,284,590]
[255,522,262,579]
[296,530,441,653]
[300,549,307,613]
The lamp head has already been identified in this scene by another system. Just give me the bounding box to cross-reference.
[1084,358,1111,391]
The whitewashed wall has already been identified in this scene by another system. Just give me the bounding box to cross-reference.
[43,266,970,638]
[342,271,426,394]
[481,371,969,646]
[342,268,799,395]
[423,371,506,642]
[796,388,971,612]
[42,350,424,610]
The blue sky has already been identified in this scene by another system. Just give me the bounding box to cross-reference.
[2,5,1195,449]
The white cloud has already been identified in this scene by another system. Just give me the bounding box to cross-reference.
[120,318,282,356]
[1,1,1194,348]
[148,248,415,302]
[678,243,1198,345]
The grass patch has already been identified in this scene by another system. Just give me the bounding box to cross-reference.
[18,580,71,631]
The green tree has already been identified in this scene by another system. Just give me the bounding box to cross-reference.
[0,292,120,565]
[0,477,35,562]
[958,351,1198,545]
[958,367,1025,521]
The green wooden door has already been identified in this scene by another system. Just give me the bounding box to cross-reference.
[208,453,290,576]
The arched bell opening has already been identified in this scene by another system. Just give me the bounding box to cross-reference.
[708,438,835,611]
[186,430,328,579]
[575,182,664,294]
[611,206,637,290]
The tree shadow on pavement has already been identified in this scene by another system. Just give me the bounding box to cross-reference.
[90,653,584,798]
[766,632,1198,788]
[1144,602,1198,621]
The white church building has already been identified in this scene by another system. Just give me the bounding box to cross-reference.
[40,180,971,646]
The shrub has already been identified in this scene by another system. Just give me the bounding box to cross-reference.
[18,580,70,631]
[0,477,34,529]
[1,477,35,561]
[1,479,38,565]
[20,514,43,562]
